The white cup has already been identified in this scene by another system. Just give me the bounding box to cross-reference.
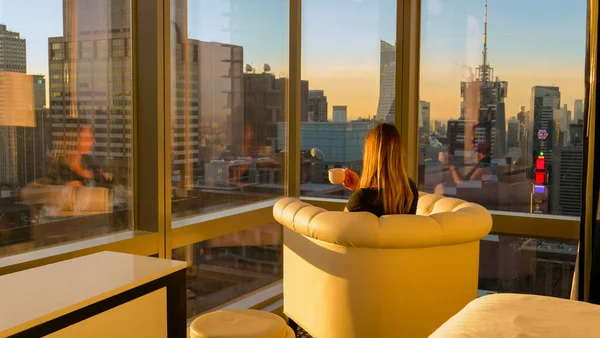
[438,152,447,163]
[328,168,345,185]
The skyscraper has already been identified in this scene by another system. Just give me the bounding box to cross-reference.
[0,24,26,73]
[507,117,519,149]
[31,75,51,181]
[574,99,584,123]
[16,76,50,185]
[49,0,134,186]
[198,42,244,165]
[376,40,395,120]
[242,72,289,154]
[419,101,431,136]
[553,145,583,216]
[0,24,31,185]
[332,106,348,123]
[516,106,530,165]
[529,86,560,164]
[49,0,225,192]
[458,1,508,161]
[554,104,571,146]
[308,90,328,122]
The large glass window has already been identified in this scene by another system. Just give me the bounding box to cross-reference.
[299,0,396,200]
[479,235,576,299]
[0,0,134,257]
[172,223,282,319]
[170,0,289,221]
[419,0,586,216]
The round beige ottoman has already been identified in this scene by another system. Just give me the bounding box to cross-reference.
[190,309,295,338]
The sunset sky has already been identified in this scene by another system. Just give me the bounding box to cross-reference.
[192,0,588,122]
[0,0,587,122]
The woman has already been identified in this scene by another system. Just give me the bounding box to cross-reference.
[21,121,115,218]
[50,123,112,187]
[441,124,495,184]
[343,123,419,217]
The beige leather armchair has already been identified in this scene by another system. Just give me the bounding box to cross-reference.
[21,182,111,217]
[273,193,492,338]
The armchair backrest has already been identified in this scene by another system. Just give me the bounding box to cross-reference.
[275,193,492,338]
[274,193,491,249]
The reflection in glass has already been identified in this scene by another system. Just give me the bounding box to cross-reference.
[479,235,576,299]
[0,0,133,257]
[172,223,282,318]
[419,0,586,216]
[300,0,397,200]
[170,0,288,220]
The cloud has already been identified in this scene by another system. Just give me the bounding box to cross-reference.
[428,0,442,16]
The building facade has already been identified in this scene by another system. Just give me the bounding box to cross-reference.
[376,40,395,120]
[308,90,328,122]
[529,86,561,165]
[419,101,431,137]
[507,117,519,149]
[332,106,347,123]
[0,24,37,186]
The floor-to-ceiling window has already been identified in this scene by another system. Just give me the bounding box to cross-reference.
[299,0,397,200]
[419,0,586,298]
[168,0,288,320]
[0,0,137,259]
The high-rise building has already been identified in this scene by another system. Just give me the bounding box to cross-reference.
[242,72,287,154]
[574,99,584,122]
[332,106,348,123]
[198,42,244,167]
[552,145,583,216]
[308,90,328,122]
[455,2,508,162]
[553,104,570,146]
[447,119,477,160]
[0,24,32,186]
[17,76,50,185]
[507,117,519,149]
[49,0,230,192]
[570,123,584,146]
[376,40,395,120]
[419,101,431,136]
[516,106,530,165]
[49,0,134,187]
[529,86,560,166]
[529,86,560,213]
[433,120,446,136]
[0,24,26,73]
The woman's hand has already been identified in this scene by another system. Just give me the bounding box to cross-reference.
[97,169,113,182]
[343,168,360,191]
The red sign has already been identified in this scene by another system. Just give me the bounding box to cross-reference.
[534,172,546,185]
[536,157,545,170]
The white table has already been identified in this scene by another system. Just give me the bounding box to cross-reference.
[0,251,187,338]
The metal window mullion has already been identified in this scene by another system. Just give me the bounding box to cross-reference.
[171,206,276,249]
[134,0,170,258]
[581,0,598,303]
[396,0,421,182]
[287,0,301,198]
